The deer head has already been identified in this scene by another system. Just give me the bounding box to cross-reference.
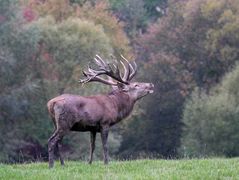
[80,55,154,101]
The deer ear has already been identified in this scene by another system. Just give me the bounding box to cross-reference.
[117,82,127,90]
[117,82,124,89]
[117,82,129,91]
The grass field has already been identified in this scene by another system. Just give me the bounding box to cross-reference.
[0,158,238,180]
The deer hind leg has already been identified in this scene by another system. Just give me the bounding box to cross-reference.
[88,131,96,164]
[57,138,64,166]
[48,112,69,168]
[48,129,66,168]
[48,115,58,168]
[50,117,64,166]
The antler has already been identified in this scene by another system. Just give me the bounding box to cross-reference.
[120,55,137,81]
[79,55,137,85]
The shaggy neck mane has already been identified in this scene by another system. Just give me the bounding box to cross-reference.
[108,90,135,121]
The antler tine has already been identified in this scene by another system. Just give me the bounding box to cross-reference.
[107,61,127,84]
[80,67,118,85]
[110,55,122,77]
[80,62,114,85]
[80,75,117,86]
[94,57,107,71]
[121,54,136,81]
[119,59,130,81]
[96,54,106,65]
[129,61,137,80]
[119,60,128,81]
[87,64,105,75]
[80,55,130,86]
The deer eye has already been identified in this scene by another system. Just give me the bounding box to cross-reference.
[134,84,139,88]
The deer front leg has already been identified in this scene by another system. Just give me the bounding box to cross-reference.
[100,126,109,165]
[88,131,96,164]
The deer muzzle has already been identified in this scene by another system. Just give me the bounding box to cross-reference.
[148,83,154,94]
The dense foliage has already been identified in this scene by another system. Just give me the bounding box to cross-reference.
[180,63,239,157]
[0,0,128,162]
[1,0,239,162]
[118,0,239,158]
[109,0,167,37]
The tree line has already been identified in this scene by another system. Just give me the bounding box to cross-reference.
[0,0,239,162]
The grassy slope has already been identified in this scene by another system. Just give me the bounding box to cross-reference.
[0,159,239,180]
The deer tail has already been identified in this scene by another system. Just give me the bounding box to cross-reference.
[47,100,55,117]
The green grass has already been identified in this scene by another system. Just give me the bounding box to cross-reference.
[0,158,239,180]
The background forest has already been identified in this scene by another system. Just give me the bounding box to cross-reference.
[1,0,239,163]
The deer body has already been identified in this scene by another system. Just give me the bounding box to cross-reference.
[47,55,154,168]
[48,91,134,132]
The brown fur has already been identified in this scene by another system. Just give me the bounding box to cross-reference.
[47,83,154,168]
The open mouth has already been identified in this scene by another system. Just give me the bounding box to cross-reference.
[148,83,154,94]
[147,87,154,94]
[149,89,154,94]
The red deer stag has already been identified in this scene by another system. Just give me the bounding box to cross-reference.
[47,55,154,168]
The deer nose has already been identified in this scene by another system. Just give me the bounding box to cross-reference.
[148,83,154,94]
[150,83,154,88]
